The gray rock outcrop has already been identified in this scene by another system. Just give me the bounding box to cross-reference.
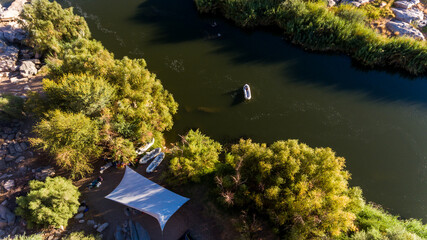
[394,0,419,9]
[392,7,425,23]
[386,20,425,40]
[19,60,37,77]
[0,0,28,21]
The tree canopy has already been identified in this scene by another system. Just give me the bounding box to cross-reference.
[20,0,90,54]
[169,129,222,183]
[30,110,101,178]
[15,177,80,228]
[216,139,360,239]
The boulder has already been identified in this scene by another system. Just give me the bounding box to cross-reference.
[3,179,14,191]
[87,220,96,226]
[15,155,24,163]
[392,8,424,23]
[35,166,55,180]
[386,20,425,40]
[0,205,15,228]
[394,0,419,9]
[0,0,29,21]
[96,222,109,232]
[14,143,22,153]
[74,213,84,219]
[19,60,37,77]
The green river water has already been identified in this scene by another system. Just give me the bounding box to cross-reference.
[60,0,426,221]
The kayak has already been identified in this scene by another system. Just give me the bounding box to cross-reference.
[139,148,161,164]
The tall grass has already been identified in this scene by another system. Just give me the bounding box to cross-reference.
[195,0,427,75]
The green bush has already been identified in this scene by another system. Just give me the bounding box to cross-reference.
[3,234,43,240]
[0,93,24,120]
[30,110,101,179]
[350,204,427,239]
[43,74,116,116]
[20,0,91,54]
[15,177,80,228]
[63,231,100,240]
[216,139,361,239]
[168,129,222,183]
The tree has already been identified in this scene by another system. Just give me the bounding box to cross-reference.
[15,177,80,228]
[46,38,115,78]
[107,57,178,143]
[43,74,116,116]
[169,129,222,183]
[216,139,358,239]
[20,0,91,54]
[30,110,101,179]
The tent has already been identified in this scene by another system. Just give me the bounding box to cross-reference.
[105,166,189,231]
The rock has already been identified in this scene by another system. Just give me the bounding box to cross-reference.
[3,179,14,191]
[0,160,5,170]
[78,219,85,224]
[87,220,96,226]
[7,145,15,155]
[328,0,336,7]
[15,155,24,163]
[0,205,15,228]
[96,222,109,232]
[417,19,427,27]
[1,200,7,206]
[394,0,419,9]
[7,134,14,141]
[78,206,86,212]
[23,85,31,91]
[35,166,55,180]
[386,20,425,40]
[1,0,29,21]
[392,8,424,23]
[74,213,84,219]
[14,143,22,153]
[0,229,5,237]
[19,60,37,77]
[19,142,27,151]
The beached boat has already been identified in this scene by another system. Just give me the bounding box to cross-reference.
[139,147,161,164]
[243,84,251,100]
[146,152,165,173]
[136,138,155,155]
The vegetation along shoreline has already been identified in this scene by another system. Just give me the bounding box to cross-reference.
[0,0,425,239]
[194,0,427,75]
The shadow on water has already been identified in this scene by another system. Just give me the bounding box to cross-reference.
[132,0,427,107]
[223,88,245,106]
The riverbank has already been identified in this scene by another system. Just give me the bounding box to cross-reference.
[194,0,427,75]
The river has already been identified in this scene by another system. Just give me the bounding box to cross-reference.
[59,0,426,221]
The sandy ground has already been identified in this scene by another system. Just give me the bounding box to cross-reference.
[74,163,241,240]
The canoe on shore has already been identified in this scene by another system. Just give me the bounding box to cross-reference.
[146,152,165,173]
[139,147,161,164]
[136,138,155,155]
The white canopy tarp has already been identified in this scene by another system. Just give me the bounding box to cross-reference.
[105,166,189,231]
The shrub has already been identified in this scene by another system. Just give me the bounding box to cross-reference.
[3,234,43,240]
[43,74,116,116]
[216,139,359,239]
[63,231,100,240]
[0,93,24,120]
[20,0,90,54]
[30,110,101,179]
[15,177,80,228]
[169,129,222,183]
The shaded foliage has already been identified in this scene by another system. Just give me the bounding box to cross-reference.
[15,177,80,228]
[0,93,24,120]
[63,231,101,240]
